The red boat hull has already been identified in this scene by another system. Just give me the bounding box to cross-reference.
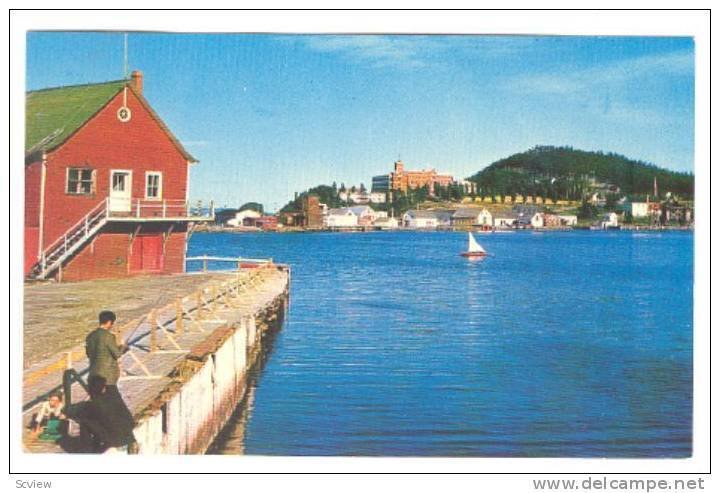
[460,252,486,258]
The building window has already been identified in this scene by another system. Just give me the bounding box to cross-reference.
[145,172,162,200]
[66,168,95,195]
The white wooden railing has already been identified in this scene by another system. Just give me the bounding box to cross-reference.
[186,255,274,272]
[29,198,216,280]
[111,199,215,219]
[33,199,109,279]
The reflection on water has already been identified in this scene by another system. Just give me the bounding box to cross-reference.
[208,386,254,455]
[191,231,693,457]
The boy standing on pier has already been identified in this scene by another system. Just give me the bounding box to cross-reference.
[85,310,137,451]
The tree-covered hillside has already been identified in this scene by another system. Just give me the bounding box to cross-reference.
[280,184,345,213]
[468,146,694,202]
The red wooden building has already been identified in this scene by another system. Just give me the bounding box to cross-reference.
[25,71,213,281]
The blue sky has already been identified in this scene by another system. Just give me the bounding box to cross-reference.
[26,33,694,211]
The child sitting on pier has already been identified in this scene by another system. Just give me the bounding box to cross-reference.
[30,391,66,439]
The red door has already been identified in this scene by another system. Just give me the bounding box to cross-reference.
[130,234,164,273]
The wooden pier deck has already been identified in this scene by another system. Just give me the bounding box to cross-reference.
[22,266,290,453]
[24,273,233,367]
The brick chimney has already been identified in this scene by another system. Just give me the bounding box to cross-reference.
[130,70,143,94]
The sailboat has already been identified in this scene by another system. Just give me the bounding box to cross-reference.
[460,232,487,258]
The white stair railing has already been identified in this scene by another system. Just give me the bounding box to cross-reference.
[31,198,109,279]
[29,196,216,279]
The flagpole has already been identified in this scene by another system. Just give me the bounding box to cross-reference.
[123,32,128,79]
[123,33,129,107]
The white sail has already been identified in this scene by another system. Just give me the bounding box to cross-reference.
[467,232,485,253]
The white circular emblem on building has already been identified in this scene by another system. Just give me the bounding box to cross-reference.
[117,106,132,122]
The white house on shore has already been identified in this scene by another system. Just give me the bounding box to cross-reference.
[601,212,619,229]
[373,216,399,230]
[325,208,358,228]
[530,212,545,228]
[477,208,493,227]
[403,210,438,229]
[347,205,377,226]
[494,213,518,229]
[452,208,493,228]
[557,215,578,226]
[226,209,261,227]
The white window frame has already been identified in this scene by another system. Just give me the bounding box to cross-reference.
[66,167,96,195]
[109,169,133,193]
[145,171,163,200]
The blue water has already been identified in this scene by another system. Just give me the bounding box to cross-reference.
[189,231,693,457]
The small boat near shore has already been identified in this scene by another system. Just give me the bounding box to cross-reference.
[460,232,487,258]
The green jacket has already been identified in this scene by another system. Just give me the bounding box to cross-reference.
[85,328,122,385]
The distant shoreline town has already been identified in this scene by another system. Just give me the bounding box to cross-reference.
[209,151,694,234]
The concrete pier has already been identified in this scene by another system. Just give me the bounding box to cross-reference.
[22,265,290,454]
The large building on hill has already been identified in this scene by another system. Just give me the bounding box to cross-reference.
[24,71,212,281]
[372,160,454,194]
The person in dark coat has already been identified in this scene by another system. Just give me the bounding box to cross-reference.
[83,310,136,451]
[86,311,124,386]
[65,375,136,452]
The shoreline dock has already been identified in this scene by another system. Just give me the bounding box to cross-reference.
[23,265,290,454]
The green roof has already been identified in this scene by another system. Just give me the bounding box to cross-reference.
[25,79,197,163]
[26,80,126,155]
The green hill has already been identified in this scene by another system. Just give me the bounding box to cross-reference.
[280,184,345,213]
[468,146,694,202]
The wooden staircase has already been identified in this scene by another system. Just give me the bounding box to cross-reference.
[28,199,109,280]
